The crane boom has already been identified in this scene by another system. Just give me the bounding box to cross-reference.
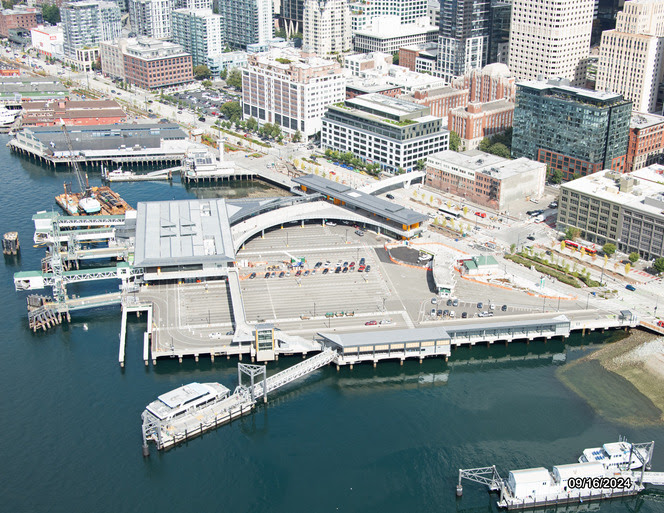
[59,119,88,196]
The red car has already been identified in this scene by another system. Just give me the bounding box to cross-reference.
[365,320,378,326]
[658,321,664,328]
[475,211,486,218]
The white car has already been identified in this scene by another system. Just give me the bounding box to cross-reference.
[326,222,336,227]
[380,319,392,325]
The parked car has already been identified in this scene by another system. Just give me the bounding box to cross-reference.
[452,298,459,307]
[279,271,285,278]
[626,284,636,291]
[658,320,664,328]
[355,230,364,236]
[548,201,558,209]
[359,258,366,266]
[325,222,336,226]
[430,308,437,316]
[477,302,483,309]
[264,272,270,279]
[461,312,468,319]
[303,270,310,277]
[365,320,378,326]
[335,266,341,273]
[446,299,453,306]
[249,272,256,279]
[431,297,438,304]
[501,304,508,312]
[295,270,301,277]
[380,319,392,325]
[365,265,371,272]
[386,193,395,199]
[322,268,329,275]
[474,211,487,218]
[342,267,348,273]
[527,235,536,241]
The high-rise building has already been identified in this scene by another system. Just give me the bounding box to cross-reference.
[242,48,346,136]
[436,0,491,82]
[172,9,224,68]
[349,0,428,32]
[62,1,122,58]
[512,80,632,180]
[129,0,174,40]
[508,0,594,87]
[303,0,352,56]
[217,0,273,49]
[488,0,511,64]
[282,0,305,36]
[626,112,664,172]
[596,0,664,114]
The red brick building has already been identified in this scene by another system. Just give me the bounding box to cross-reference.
[451,63,516,103]
[0,7,39,38]
[626,112,664,172]
[21,99,127,126]
[447,100,514,150]
[119,39,193,90]
[409,86,468,118]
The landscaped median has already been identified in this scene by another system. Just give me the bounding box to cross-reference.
[505,250,600,288]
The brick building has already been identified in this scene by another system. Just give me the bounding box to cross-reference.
[451,63,515,103]
[426,149,545,211]
[626,112,664,173]
[447,99,514,150]
[21,99,127,126]
[407,86,468,119]
[399,42,438,71]
[0,7,40,38]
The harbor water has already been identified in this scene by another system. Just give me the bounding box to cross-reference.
[1,136,664,513]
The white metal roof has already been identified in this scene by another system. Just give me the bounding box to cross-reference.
[509,467,551,483]
[553,462,606,480]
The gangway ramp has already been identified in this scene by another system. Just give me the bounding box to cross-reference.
[250,348,337,399]
[357,171,425,195]
[640,472,664,486]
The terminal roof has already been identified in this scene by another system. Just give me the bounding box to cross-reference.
[134,199,235,268]
[319,326,450,348]
[293,174,427,225]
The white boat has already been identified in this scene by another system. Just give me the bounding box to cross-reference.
[102,166,134,180]
[579,441,650,470]
[144,382,230,422]
[0,107,20,127]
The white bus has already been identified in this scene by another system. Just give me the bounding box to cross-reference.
[438,207,460,219]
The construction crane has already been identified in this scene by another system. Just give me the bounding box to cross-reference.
[59,119,100,214]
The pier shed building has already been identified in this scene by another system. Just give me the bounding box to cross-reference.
[133,199,235,283]
[319,327,451,366]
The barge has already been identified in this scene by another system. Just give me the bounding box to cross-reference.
[458,440,661,510]
[55,184,133,216]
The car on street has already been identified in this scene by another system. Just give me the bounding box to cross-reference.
[198,116,206,122]
[304,270,310,276]
[548,201,558,209]
[325,222,336,226]
[314,262,322,268]
[249,272,256,279]
[380,319,392,325]
[355,230,364,236]
[501,304,508,312]
[386,193,395,199]
[365,320,378,326]
[658,320,664,328]
[527,235,536,241]
[474,211,486,218]
[626,284,636,291]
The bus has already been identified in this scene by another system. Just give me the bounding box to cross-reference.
[438,207,461,219]
[563,240,597,255]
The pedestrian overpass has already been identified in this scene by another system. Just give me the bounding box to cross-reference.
[358,171,425,195]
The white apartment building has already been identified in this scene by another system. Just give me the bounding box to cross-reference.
[349,0,428,31]
[597,0,664,113]
[353,15,438,54]
[303,0,352,57]
[61,1,122,59]
[175,0,211,8]
[129,0,174,40]
[172,9,223,68]
[241,48,346,137]
[508,0,594,87]
[322,93,449,172]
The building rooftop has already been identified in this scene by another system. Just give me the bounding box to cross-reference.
[248,47,342,73]
[427,150,544,180]
[561,165,664,218]
[293,174,428,226]
[630,111,664,129]
[355,15,438,39]
[347,93,428,118]
[125,38,189,60]
[134,199,236,268]
[518,79,625,103]
[319,326,450,348]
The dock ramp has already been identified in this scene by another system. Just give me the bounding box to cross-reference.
[640,472,664,486]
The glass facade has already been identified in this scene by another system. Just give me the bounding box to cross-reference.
[512,83,631,180]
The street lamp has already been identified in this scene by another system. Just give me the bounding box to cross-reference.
[313,302,316,317]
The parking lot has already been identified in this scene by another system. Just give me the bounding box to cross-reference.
[167,89,241,119]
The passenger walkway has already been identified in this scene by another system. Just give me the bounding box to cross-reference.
[357,171,425,195]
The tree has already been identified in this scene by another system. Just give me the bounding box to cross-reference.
[275,28,287,39]
[415,159,426,171]
[488,142,511,159]
[549,167,563,184]
[654,257,664,274]
[602,243,617,257]
[629,252,639,264]
[564,226,580,240]
[478,138,492,152]
[201,79,212,89]
[219,68,228,81]
[42,4,60,24]
[220,101,242,120]
[246,116,258,132]
[510,243,516,254]
[392,51,399,65]
[449,131,461,152]
[193,65,212,80]
[292,129,302,143]
[226,68,242,90]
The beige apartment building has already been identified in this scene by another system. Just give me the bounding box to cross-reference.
[597,0,664,113]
